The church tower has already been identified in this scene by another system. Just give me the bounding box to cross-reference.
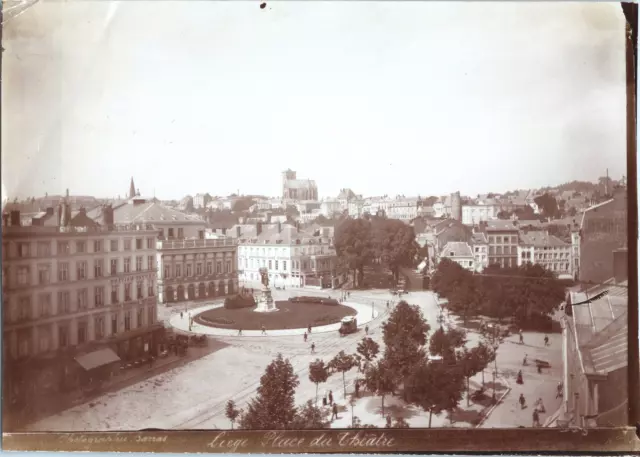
[129,177,136,199]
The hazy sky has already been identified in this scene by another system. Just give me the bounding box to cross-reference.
[2,1,628,201]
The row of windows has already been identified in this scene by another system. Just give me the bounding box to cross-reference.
[3,237,156,260]
[238,245,331,256]
[6,256,156,287]
[163,260,232,278]
[488,235,518,245]
[6,282,155,323]
[242,258,333,272]
[6,307,155,359]
[521,251,571,260]
[489,246,518,255]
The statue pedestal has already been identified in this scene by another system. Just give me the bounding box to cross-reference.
[254,286,278,313]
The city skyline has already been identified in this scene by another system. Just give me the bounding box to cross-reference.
[2,2,627,201]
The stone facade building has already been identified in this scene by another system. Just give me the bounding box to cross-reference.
[282,169,318,201]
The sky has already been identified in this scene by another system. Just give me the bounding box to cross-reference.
[2,1,628,201]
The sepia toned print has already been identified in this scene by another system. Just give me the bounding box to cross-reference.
[1,0,638,452]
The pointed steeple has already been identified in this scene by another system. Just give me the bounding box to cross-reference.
[129,177,136,199]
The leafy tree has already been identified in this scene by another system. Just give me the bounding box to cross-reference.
[308,359,330,405]
[534,193,559,219]
[335,218,374,288]
[429,326,467,363]
[356,337,380,365]
[408,359,465,428]
[472,341,495,388]
[457,347,485,406]
[291,400,327,429]
[393,417,410,428]
[225,400,241,429]
[239,353,300,430]
[371,218,419,282]
[328,351,359,398]
[382,301,430,399]
[364,359,396,416]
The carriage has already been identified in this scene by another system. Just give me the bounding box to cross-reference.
[338,316,358,336]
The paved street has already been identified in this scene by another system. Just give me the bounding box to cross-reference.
[28,289,563,431]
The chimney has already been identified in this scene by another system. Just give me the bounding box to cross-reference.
[257,222,262,236]
[236,225,241,237]
[613,248,628,283]
[10,210,20,226]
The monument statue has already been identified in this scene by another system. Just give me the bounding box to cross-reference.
[259,267,269,287]
[255,267,277,313]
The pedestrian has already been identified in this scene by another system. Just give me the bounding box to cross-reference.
[261,325,266,335]
[322,394,327,407]
[532,408,540,427]
[386,301,389,309]
[523,354,528,366]
[544,335,549,346]
[304,332,308,342]
[519,393,526,409]
[308,325,312,334]
[238,328,242,336]
[328,390,334,405]
[536,398,546,413]
[516,370,523,385]
[355,380,360,398]
[386,414,392,428]
[311,343,315,354]
[365,325,369,335]
[180,311,183,319]
[519,330,524,345]
[556,382,563,399]
[331,403,338,421]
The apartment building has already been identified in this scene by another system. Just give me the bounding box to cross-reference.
[518,231,575,279]
[439,242,475,272]
[485,220,520,268]
[470,232,489,272]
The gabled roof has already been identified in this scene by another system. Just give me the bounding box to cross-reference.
[485,220,519,231]
[441,241,473,257]
[105,201,203,224]
[471,232,488,244]
[519,232,568,247]
[337,188,356,200]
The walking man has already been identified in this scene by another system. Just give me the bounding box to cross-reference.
[331,403,338,421]
[308,325,312,334]
[311,342,316,354]
[532,409,541,427]
[355,380,360,398]
[519,393,526,409]
[328,390,334,405]
[304,332,308,342]
[238,328,242,336]
[519,330,524,345]
[544,335,549,346]
[365,325,369,335]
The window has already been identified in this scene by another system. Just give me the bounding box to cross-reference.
[147,255,154,270]
[168,228,175,238]
[110,240,118,252]
[38,264,50,285]
[159,228,165,239]
[58,291,70,314]
[18,296,31,320]
[111,284,119,304]
[94,240,102,253]
[196,263,202,275]
[178,228,184,239]
[76,241,86,253]
[124,311,131,331]
[94,259,103,278]
[124,283,132,302]
[268,260,272,270]
[17,266,30,285]
[186,264,192,277]
[77,322,87,344]
[207,262,213,275]
[110,259,118,275]
[148,306,155,325]
[38,293,51,317]
[124,258,131,273]
[77,289,88,310]
[148,282,154,297]
[76,261,87,280]
[18,242,31,258]
[57,241,70,255]
[164,266,171,278]
[95,316,105,339]
[136,238,143,250]
[137,308,143,328]
[216,261,222,274]
[146,238,154,249]
[136,256,143,271]
[137,281,143,299]
[124,239,132,251]
[59,325,69,348]
[95,286,104,307]
[111,314,118,335]
[275,260,279,271]
[282,261,287,272]
[176,265,182,277]
[37,241,51,257]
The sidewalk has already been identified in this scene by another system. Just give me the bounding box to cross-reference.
[19,340,227,431]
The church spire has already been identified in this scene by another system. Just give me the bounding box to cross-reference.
[129,177,136,199]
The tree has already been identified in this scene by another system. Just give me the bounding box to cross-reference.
[457,347,485,406]
[408,359,465,428]
[328,351,358,398]
[364,359,396,416]
[308,359,330,405]
[428,326,467,364]
[291,400,327,429]
[335,218,374,288]
[371,219,419,282]
[225,400,241,429]
[356,337,380,366]
[534,193,559,219]
[239,353,300,429]
[382,301,431,399]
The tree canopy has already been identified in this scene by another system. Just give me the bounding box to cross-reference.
[534,193,560,219]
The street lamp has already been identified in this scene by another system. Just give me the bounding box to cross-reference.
[371,301,375,318]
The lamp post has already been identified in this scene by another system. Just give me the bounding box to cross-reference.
[371,301,375,318]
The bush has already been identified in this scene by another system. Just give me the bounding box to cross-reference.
[289,296,339,306]
[224,294,257,310]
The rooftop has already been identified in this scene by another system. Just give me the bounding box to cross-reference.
[519,231,568,247]
[441,241,473,258]
[471,232,488,244]
[92,201,204,224]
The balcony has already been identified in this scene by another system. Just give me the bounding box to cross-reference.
[158,239,236,250]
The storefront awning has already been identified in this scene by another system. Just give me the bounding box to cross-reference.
[75,348,121,371]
